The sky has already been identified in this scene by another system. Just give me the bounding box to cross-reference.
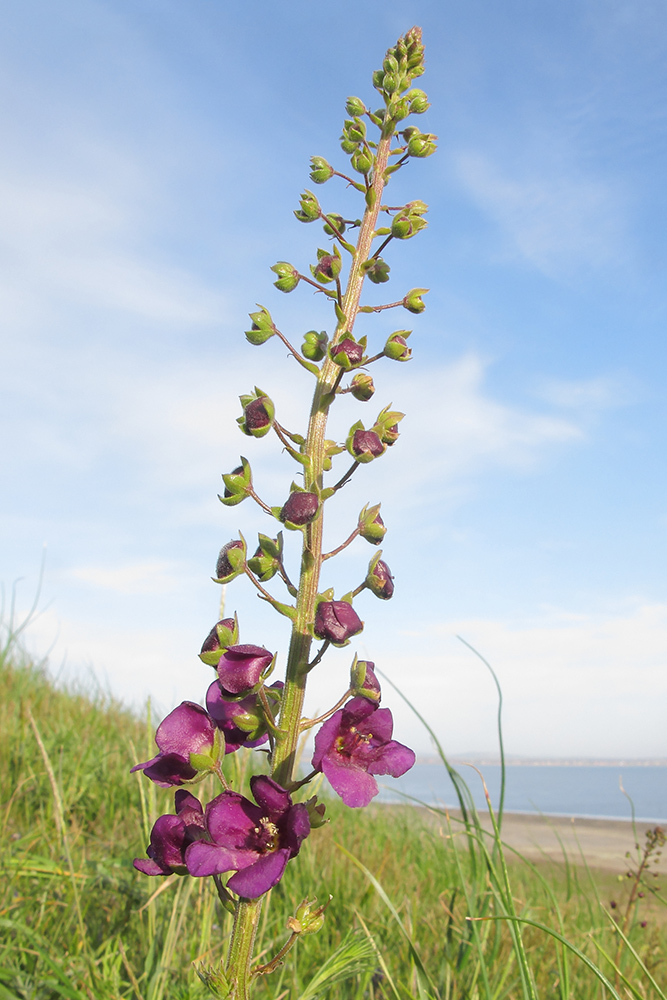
[2,0,667,760]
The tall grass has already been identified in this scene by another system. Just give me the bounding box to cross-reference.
[1,641,665,999]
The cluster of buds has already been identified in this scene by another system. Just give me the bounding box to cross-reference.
[132,27,433,999]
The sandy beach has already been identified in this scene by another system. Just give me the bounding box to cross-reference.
[449,811,660,870]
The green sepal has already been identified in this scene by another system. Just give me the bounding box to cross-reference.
[245,305,275,345]
[309,155,334,184]
[212,535,247,584]
[196,965,232,997]
[219,456,252,508]
[345,96,366,117]
[320,487,335,501]
[262,598,297,622]
[373,406,404,446]
[248,531,283,582]
[383,330,412,361]
[403,287,429,313]
[311,244,342,284]
[199,613,240,665]
[358,502,386,545]
[294,189,321,222]
[271,261,300,293]
[334,302,347,325]
[323,439,345,471]
[237,386,275,438]
[322,213,346,236]
[362,257,390,284]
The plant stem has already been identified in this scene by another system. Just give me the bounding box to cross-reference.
[225,898,263,1000]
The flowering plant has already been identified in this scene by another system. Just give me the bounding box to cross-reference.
[132,27,434,1000]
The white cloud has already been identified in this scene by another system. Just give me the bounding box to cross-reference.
[68,560,181,595]
[453,150,627,277]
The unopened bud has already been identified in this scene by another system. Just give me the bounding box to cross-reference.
[305,796,328,829]
[346,421,385,463]
[294,189,321,222]
[322,214,346,236]
[351,147,373,175]
[345,96,366,117]
[247,533,283,582]
[383,331,412,361]
[302,329,328,362]
[350,658,381,702]
[349,372,375,401]
[220,457,252,507]
[330,335,365,370]
[407,132,437,158]
[214,538,246,583]
[311,247,342,284]
[309,155,334,184]
[403,287,428,313]
[407,88,430,114]
[271,261,300,293]
[245,305,275,345]
[280,491,319,527]
[237,388,274,438]
[199,616,240,666]
[366,552,395,600]
[362,257,390,284]
[358,503,386,545]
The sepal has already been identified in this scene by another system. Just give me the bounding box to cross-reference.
[302,329,328,362]
[358,502,386,544]
[309,155,334,184]
[245,305,275,345]
[219,456,252,507]
[271,261,300,293]
[294,189,321,222]
[237,387,275,438]
[403,287,428,313]
[213,536,247,584]
[383,330,412,361]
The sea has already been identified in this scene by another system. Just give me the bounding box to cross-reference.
[376,763,667,822]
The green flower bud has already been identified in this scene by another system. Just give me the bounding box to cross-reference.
[219,456,252,507]
[358,502,386,545]
[382,73,399,95]
[322,213,346,236]
[391,211,428,240]
[351,147,373,175]
[366,550,394,600]
[372,69,384,92]
[311,246,342,284]
[383,54,399,75]
[304,797,328,830]
[330,335,366,370]
[403,287,428,313]
[302,329,328,362]
[383,330,412,361]
[199,614,240,666]
[343,117,366,143]
[245,305,275,345]
[247,532,283,582]
[346,421,385,463]
[309,155,334,184]
[349,372,375,401]
[340,136,359,155]
[345,96,366,117]
[361,257,390,284]
[288,896,330,936]
[214,536,246,584]
[237,387,275,438]
[271,261,300,293]
[391,97,410,121]
[407,132,437,158]
[294,189,321,223]
[407,88,430,113]
[373,405,404,447]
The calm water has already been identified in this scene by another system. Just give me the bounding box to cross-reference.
[377,764,667,821]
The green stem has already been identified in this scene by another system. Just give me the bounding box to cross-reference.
[225,898,262,1000]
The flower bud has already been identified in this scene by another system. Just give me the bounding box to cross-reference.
[214,538,246,583]
[302,329,328,362]
[366,552,394,600]
[322,214,346,236]
[340,136,359,155]
[330,336,365,370]
[349,372,375,402]
[311,247,342,284]
[407,132,437,158]
[271,261,300,293]
[280,491,319,527]
[361,257,390,284]
[314,600,363,645]
[304,797,328,829]
[407,88,430,113]
[350,658,381,702]
[374,406,404,447]
[247,532,283,582]
[294,189,321,223]
[199,616,240,666]
[383,331,412,361]
[358,503,386,545]
[391,211,428,240]
[216,644,274,696]
[237,388,274,438]
[343,117,366,143]
[351,147,373,175]
[346,422,385,463]
[403,287,428,313]
[309,155,334,184]
[220,456,252,507]
[345,96,366,117]
[290,897,328,935]
[245,305,275,345]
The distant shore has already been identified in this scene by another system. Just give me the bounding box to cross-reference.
[416,757,667,767]
[417,808,664,870]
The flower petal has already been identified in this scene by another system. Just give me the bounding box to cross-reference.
[312,711,342,770]
[367,740,416,778]
[186,841,242,877]
[250,775,291,817]
[227,848,290,898]
[155,702,215,754]
[206,791,263,852]
[322,756,379,808]
[283,803,310,855]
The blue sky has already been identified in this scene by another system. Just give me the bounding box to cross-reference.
[2,0,666,759]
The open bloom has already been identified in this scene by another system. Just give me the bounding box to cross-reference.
[186,775,310,898]
[314,601,363,645]
[312,696,415,808]
[134,790,206,875]
[131,702,217,787]
[216,644,273,695]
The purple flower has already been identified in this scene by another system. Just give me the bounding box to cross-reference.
[206,680,269,752]
[131,702,217,787]
[216,644,274,695]
[186,775,310,898]
[314,601,363,645]
[331,337,363,367]
[280,491,319,526]
[312,696,415,808]
[134,790,206,875]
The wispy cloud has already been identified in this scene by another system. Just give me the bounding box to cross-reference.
[452,150,627,277]
[68,560,181,595]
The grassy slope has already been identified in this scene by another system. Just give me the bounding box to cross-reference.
[1,647,665,1000]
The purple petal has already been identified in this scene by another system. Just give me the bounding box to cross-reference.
[283,803,310,856]
[134,857,172,876]
[250,775,291,818]
[227,848,290,898]
[367,740,416,778]
[217,645,273,694]
[322,756,379,808]
[174,790,204,816]
[186,840,242,877]
[155,702,215,755]
[312,711,343,770]
[137,753,198,788]
[206,791,263,853]
[362,706,394,742]
[342,697,377,726]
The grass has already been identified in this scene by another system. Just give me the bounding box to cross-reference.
[1,639,665,1000]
